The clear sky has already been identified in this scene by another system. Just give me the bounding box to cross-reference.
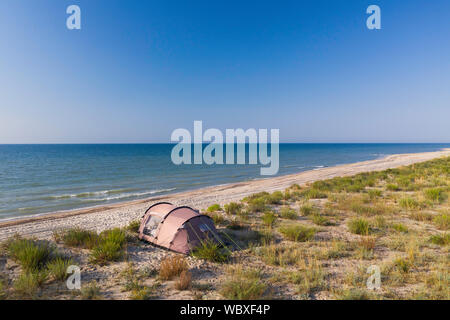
[0,0,449,143]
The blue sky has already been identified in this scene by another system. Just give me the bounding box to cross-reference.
[0,0,449,143]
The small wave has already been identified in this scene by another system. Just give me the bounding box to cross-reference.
[39,188,138,200]
[88,188,176,202]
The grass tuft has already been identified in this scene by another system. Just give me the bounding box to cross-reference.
[224,202,243,215]
[262,211,277,227]
[6,237,55,272]
[191,240,230,263]
[279,225,316,242]
[54,228,99,249]
[221,267,267,300]
[279,206,298,220]
[89,228,127,265]
[207,204,222,212]
[47,257,74,281]
[347,218,371,235]
[159,256,188,280]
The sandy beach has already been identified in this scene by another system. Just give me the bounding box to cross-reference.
[1,148,449,241]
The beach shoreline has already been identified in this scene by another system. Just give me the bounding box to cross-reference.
[1,148,449,241]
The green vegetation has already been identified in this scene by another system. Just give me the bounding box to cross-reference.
[279,225,316,242]
[424,188,445,203]
[1,156,449,300]
[279,206,298,220]
[312,214,332,226]
[392,223,408,233]
[299,203,317,216]
[207,204,222,212]
[6,237,55,272]
[208,212,225,225]
[399,197,419,210]
[47,257,74,281]
[429,233,449,246]
[90,228,127,265]
[54,228,99,249]
[126,220,141,233]
[221,267,267,300]
[191,240,230,263]
[290,261,325,296]
[224,202,243,215]
[433,213,449,230]
[347,218,371,235]
[81,281,101,300]
[13,271,47,298]
[262,211,277,227]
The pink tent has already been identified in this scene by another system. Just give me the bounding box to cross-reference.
[138,202,221,254]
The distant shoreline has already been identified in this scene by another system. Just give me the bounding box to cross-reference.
[0,148,449,240]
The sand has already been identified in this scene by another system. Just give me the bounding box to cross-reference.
[1,148,449,241]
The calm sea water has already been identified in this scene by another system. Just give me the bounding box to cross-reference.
[0,143,448,220]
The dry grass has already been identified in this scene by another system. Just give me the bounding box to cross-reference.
[174,270,192,290]
[159,256,188,280]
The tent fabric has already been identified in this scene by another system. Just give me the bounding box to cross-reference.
[138,202,221,254]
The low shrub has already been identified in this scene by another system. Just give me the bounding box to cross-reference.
[399,197,419,210]
[13,271,47,298]
[257,244,303,266]
[347,218,371,235]
[221,267,267,300]
[90,228,127,265]
[386,184,400,191]
[424,188,444,202]
[336,289,374,300]
[301,188,327,199]
[174,271,192,290]
[394,258,410,273]
[410,212,433,222]
[207,204,222,212]
[126,220,141,233]
[429,233,449,246]
[433,214,449,230]
[81,281,101,300]
[368,189,382,199]
[299,203,317,216]
[159,256,188,280]
[267,191,283,204]
[208,213,225,225]
[47,257,74,281]
[262,211,277,227]
[290,261,325,295]
[191,240,230,263]
[312,214,333,226]
[392,223,408,233]
[279,206,298,220]
[247,198,268,213]
[6,238,55,272]
[279,225,316,242]
[54,228,99,249]
[224,202,243,215]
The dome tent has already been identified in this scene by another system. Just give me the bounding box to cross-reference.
[138,202,221,254]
